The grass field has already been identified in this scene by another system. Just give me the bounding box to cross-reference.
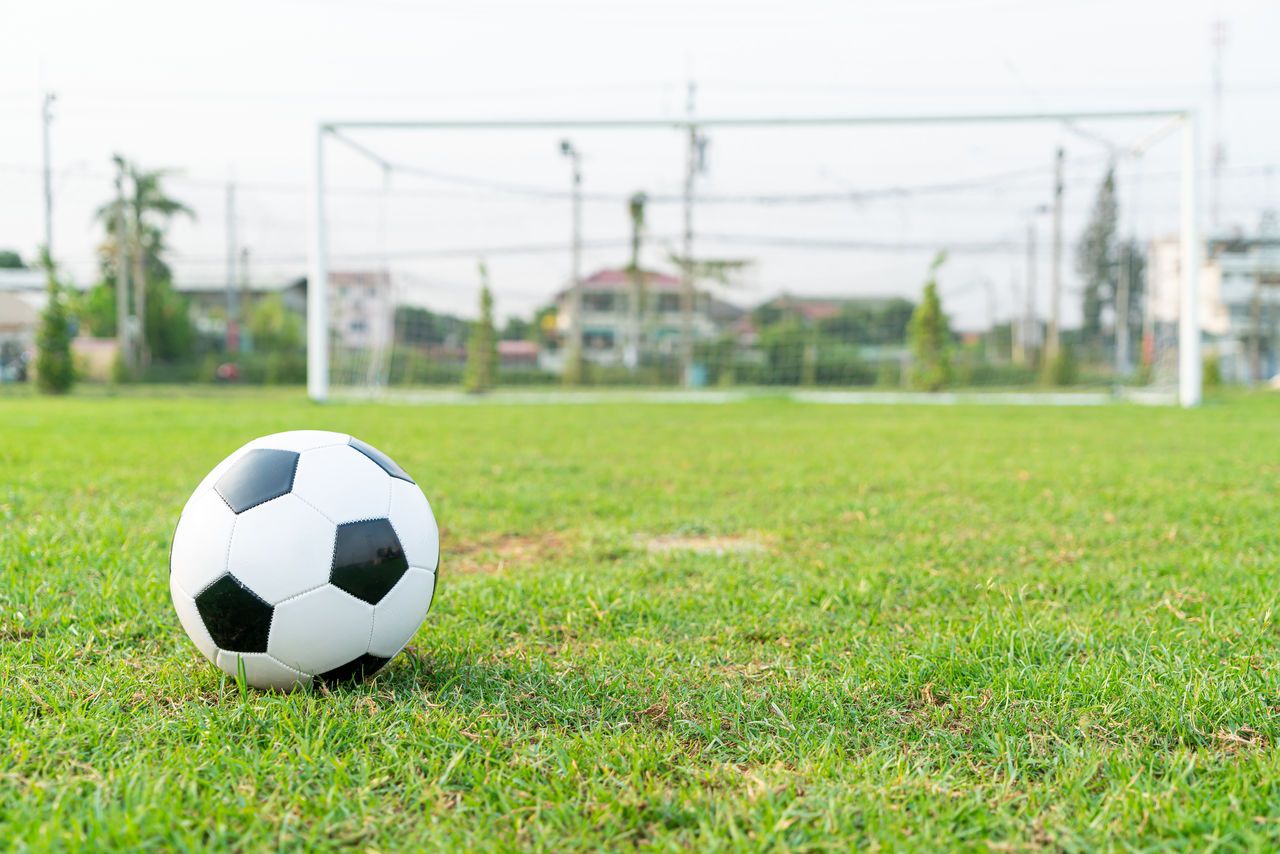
[3,391,1280,851]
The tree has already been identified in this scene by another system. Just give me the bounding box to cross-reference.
[34,251,74,394]
[464,262,498,393]
[394,305,468,347]
[624,191,647,368]
[1115,238,1146,371]
[907,252,951,391]
[92,155,196,370]
[248,292,304,353]
[0,250,24,269]
[1076,168,1117,349]
[501,316,534,341]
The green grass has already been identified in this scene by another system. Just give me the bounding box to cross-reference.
[3,391,1280,851]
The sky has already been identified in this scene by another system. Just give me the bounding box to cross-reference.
[1,0,1278,330]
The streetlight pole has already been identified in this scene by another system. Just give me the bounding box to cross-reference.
[1023,205,1048,366]
[679,82,699,387]
[1047,147,1065,361]
[559,140,584,384]
[41,93,55,258]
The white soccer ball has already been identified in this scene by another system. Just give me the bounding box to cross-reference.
[169,430,439,690]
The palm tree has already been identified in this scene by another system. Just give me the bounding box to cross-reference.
[96,155,194,369]
[624,191,647,369]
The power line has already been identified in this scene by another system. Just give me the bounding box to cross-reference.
[693,233,1021,254]
[3,159,1277,205]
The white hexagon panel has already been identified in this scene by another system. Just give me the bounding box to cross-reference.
[215,651,308,692]
[268,585,378,679]
[388,479,440,573]
[292,444,391,524]
[170,488,237,598]
[369,568,437,658]
[226,494,337,605]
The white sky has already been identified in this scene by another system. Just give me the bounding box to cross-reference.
[2,0,1278,329]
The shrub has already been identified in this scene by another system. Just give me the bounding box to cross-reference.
[35,260,74,394]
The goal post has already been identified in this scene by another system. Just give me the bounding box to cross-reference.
[307,108,1201,406]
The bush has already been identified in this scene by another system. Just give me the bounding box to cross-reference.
[236,352,306,385]
[497,368,559,386]
[875,359,902,388]
[138,361,207,383]
[35,265,74,394]
[954,360,1039,388]
[1041,345,1079,387]
[387,351,464,385]
[1203,353,1222,391]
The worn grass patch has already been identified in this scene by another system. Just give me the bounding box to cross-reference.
[4,391,1280,850]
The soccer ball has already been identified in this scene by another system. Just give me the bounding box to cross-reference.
[169,431,439,690]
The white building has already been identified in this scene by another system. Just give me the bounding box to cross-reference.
[0,269,47,381]
[554,268,724,366]
[329,271,394,352]
[1148,213,1280,383]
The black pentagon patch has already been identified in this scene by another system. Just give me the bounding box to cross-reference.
[195,574,273,653]
[347,437,414,484]
[314,653,390,686]
[215,448,300,513]
[330,518,409,605]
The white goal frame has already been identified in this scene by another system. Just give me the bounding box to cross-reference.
[308,110,1201,407]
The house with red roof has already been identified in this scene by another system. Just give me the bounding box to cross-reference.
[554,267,741,366]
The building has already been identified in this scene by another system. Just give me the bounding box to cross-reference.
[0,269,47,381]
[733,294,914,344]
[178,277,307,348]
[180,272,393,354]
[0,268,120,382]
[1206,222,1280,383]
[328,271,394,352]
[554,268,734,366]
[1148,213,1280,383]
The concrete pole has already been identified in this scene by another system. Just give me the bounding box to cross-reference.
[1047,148,1064,360]
[560,141,583,384]
[308,124,330,402]
[226,181,238,352]
[1115,245,1131,377]
[239,246,250,355]
[1179,114,1202,407]
[679,82,696,386]
[41,93,55,258]
[1025,218,1037,364]
[113,160,131,376]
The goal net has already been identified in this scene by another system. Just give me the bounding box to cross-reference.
[307,111,1201,405]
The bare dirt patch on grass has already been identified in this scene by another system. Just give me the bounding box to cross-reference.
[446,532,568,574]
[640,534,768,556]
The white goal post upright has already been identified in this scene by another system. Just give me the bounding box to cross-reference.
[307,109,1202,406]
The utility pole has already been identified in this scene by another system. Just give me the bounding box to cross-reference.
[679,80,699,387]
[239,246,251,354]
[1115,243,1131,377]
[130,165,148,370]
[238,243,249,353]
[112,157,132,377]
[226,181,239,352]
[559,140,583,384]
[41,93,55,258]
[1210,19,1228,233]
[1024,219,1036,364]
[1141,241,1156,374]
[1249,244,1262,385]
[1047,147,1064,360]
[1010,269,1023,365]
[984,278,996,361]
